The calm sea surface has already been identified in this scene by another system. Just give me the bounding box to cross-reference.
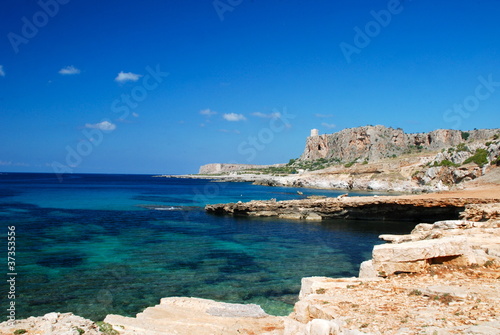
[0,173,415,320]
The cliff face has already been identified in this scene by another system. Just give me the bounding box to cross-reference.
[300,125,499,162]
[199,163,284,174]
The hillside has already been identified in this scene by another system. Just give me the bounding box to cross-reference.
[196,126,500,192]
[300,125,498,163]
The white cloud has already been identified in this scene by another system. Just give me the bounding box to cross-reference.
[321,122,336,129]
[251,112,281,119]
[200,109,217,116]
[223,113,246,122]
[315,113,334,118]
[132,112,139,117]
[0,160,29,167]
[59,65,81,75]
[85,120,116,131]
[0,65,5,77]
[115,71,142,83]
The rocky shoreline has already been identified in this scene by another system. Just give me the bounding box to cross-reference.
[2,202,499,334]
[188,126,500,194]
[205,195,500,222]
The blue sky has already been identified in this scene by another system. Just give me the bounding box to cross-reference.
[1,0,499,174]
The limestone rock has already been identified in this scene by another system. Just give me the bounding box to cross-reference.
[372,236,468,263]
[0,312,101,335]
[358,260,377,278]
[104,297,284,335]
[461,203,500,222]
[299,125,499,163]
[306,319,341,335]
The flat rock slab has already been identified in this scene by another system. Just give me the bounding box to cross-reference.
[206,301,267,318]
[105,297,284,335]
[372,236,468,263]
[206,196,500,222]
[293,267,500,334]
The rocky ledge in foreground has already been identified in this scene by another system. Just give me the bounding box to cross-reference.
[292,203,500,334]
[2,204,499,335]
[205,195,500,222]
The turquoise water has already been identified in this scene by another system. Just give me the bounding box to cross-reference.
[0,173,415,321]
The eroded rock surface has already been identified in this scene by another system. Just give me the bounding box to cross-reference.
[0,312,101,335]
[206,196,500,222]
[104,297,285,335]
[300,125,498,163]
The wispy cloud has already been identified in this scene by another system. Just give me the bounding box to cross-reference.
[0,160,29,167]
[315,113,334,118]
[218,129,240,134]
[321,122,336,129]
[223,113,246,122]
[0,65,5,77]
[251,111,281,119]
[200,108,217,116]
[85,120,117,131]
[59,65,81,75]
[115,71,142,83]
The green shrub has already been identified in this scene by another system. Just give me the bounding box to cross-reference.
[344,161,356,168]
[14,330,27,335]
[259,166,298,174]
[463,149,489,167]
[432,160,459,167]
[408,289,422,296]
[461,131,470,141]
[456,143,469,152]
[287,158,297,166]
[96,322,119,335]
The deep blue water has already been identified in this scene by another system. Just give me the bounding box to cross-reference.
[0,173,415,321]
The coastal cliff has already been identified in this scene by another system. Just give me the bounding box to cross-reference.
[195,126,500,193]
[199,163,285,174]
[300,126,498,163]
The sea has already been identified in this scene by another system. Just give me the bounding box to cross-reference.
[0,173,416,321]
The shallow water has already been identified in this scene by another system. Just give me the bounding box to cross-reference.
[0,173,415,320]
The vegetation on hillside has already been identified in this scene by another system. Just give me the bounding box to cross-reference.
[463,149,489,167]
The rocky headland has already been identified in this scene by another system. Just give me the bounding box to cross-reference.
[191,126,500,193]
